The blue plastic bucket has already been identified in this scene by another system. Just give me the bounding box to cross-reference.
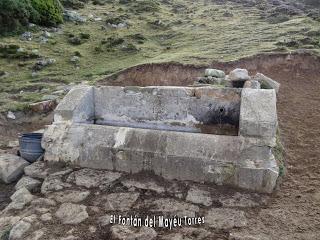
[19,133,44,163]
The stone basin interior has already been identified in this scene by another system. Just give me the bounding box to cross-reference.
[92,86,241,136]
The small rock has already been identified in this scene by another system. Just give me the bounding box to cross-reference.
[9,220,31,240]
[89,226,96,233]
[33,58,56,71]
[97,215,111,226]
[43,31,52,38]
[104,192,140,211]
[0,154,30,183]
[186,186,212,206]
[63,10,87,23]
[55,203,88,224]
[39,36,48,44]
[41,174,72,194]
[218,192,261,208]
[205,208,247,230]
[67,168,122,188]
[121,179,165,194]
[110,225,157,240]
[20,32,32,41]
[70,56,80,63]
[6,187,34,210]
[40,213,52,222]
[24,162,49,179]
[15,176,42,193]
[50,190,90,203]
[7,140,19,148]
[228,68,250,81]
[7,111,16,120]
[204,69,226,78]
[29,100,57,113]
[253,73,280,93]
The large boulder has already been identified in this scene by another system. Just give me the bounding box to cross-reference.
[15,176,42,193]
[228,68,250,81]
[204,69,226,78]
[254,73,280,93]
[0,154,29,183]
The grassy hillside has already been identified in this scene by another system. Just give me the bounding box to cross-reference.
[0,0,319,111]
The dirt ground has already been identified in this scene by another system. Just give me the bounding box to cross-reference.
[1,52,320,239]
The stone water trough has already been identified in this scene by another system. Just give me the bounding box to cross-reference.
[42,84,279,193]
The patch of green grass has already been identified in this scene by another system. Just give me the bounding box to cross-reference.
[0,0,319,111]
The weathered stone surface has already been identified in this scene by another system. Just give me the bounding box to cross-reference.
[141,198,199,217]
[25,228,45,240]
[50,190,90,203]
[229,231,271,240]
[6,187,34,211]
[55,203,88,224]
[228,68,250,81]
[243,80,261,89]
[15,176,42,192]
[205,208,247,229]
[186,186,212,206]
[31,198,56,207]
[41,175,72,194]
[54,85,94,123]
[0,154,29,183]
[67,168,122,188]
[24,162,49,179]
[161,228,211,240]
[104,192,139,211]
[239,88,277,145]
[110,226,157,240]
[29,100,57,113]
[44,123,278,193]
[121,179,165,194]
[40,213,52,222]
[254,73,280,93]
[9,220,31,240]
[97,215,111,226]
[204,69,225,78]
[219,192,263,208]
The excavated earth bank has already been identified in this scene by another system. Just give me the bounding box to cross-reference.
[1,52,320,239]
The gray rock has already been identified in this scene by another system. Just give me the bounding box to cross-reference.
[161,228,211,240]
[6,187,34,210]
[228,68,250,81]
[33,58,56,71]
[43,31,52,38]
[31,198,56,207]
[7,111,16,120]
[50,190,90,203]
[70,56,80,63]
[110,226,157,240]
[67,168,122,188]
[121,179,165,194]
[8,140,19,148]
[20,32,32,41]
[186,186,212,206]
[141,198,199,217]
[24,162,49,179]
[205,208,247,229]
[9,220,31,240]
[104,192,139,211]
[55,203,88,224]
[204,69,225,78]
[63,10,87,23]
[97,215,111,226]
[0,154,29,183]
[254,73,280,93]
[218,192,262,208]
[243,80,261,89]
[25,228,45,240]
[40,213,52,222]
[15,176,42,192]
[41,175,72,194]
[229,231,271,240]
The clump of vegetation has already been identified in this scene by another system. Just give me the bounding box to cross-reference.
[105,15,128,25]
[101,36,125,48]
[0,44,39,59]
[61,0,85,9]
[131,0,160,13]
[67,32,90,45]
[0,0,63,34]
[128,33,146,44]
